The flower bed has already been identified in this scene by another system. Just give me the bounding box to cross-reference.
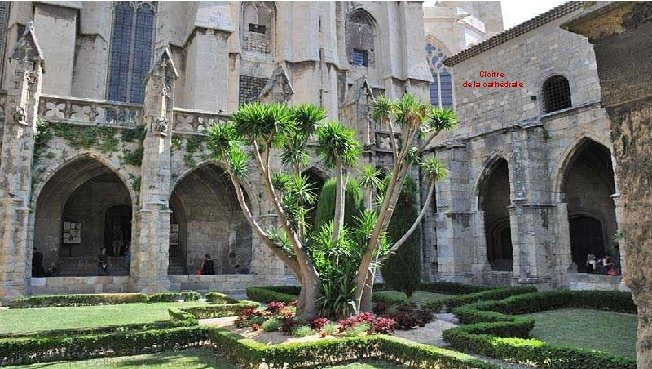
[442,290,637,369]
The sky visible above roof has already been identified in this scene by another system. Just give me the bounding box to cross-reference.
[500,0,567,29]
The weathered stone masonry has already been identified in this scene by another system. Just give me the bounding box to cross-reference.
[0,1,436,299]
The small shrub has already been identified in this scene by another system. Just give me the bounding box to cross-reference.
[371,317,396,334]
[261,318,282,332]
[281,317,298,334]
[310,317,330,330]
[386,302,433,330]
[323,322,339,336]
[265,301,286,314]
[292,325,314,337]
[345,322,370,337]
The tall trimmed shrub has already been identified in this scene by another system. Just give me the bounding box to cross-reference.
[313,178,364,232]
[381,177,421,297]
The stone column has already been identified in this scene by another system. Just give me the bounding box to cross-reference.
[564,4,652,366]
[507,127,555,288]
[0,25,44,301]
[130,49,178,293]
[434,146,475,282]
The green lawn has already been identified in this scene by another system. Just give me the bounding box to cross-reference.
[0,301,207,335]
[12,350,406,369]
[523,308,637,358]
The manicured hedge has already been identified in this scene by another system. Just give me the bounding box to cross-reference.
[442,290,637,369]
[205,291,238,304]
[247,282,499,306]
[423,286,537,312]
[245,286,298,303]
[208,328,501,369]
[8,291,204,308]
[372,291,408,304]
[0,326,208,366]
[175,301,260,319]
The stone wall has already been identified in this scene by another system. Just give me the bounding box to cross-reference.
[431,4,620,288]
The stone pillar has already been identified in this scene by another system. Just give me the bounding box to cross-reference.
[470,210,491,273]
[507,128,555,288]
[563,4,652,366]
[33,2,79,96]
[0,25,44,301]
[130,49,178,293]
[184,29,231,111]
[434,146,475,282]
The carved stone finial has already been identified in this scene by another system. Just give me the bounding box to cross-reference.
[11,106,27,126]
[10,20,45,70]
[151,116,169,136]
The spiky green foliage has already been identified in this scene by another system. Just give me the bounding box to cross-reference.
[231,103,293,146]
[421,158,447,182]
[359,165,385,192]
[381,177,421,298]
[313,178,364,232]
[315,122,361,168]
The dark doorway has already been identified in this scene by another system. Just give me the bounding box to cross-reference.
[570,215,605,273]
[562,139,618,273]
[104,205,132,256]
[479,158,513,271]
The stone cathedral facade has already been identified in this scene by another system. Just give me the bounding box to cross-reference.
[0,1,624,300]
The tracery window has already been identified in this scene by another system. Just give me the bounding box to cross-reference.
[426,44,453,109]
[107,2,156,104]
[542,75,571,113]
[345,9,376,68]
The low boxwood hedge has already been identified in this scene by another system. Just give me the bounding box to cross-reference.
[175,301,259,319]
[8,291,206,308]
[423,286,537,312]
[442,290,637,369]
[0,326,208,366]
[208,328,501,369]
[245,286,298,303]
[205,291,238,304]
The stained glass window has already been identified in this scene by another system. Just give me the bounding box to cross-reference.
[108,2,155,104]
[425,43,453,109]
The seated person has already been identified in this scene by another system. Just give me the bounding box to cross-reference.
[586,253,597,273]
[200,254,215,275]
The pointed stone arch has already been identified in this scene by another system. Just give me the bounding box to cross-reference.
[345,8,378,68]
[33,155,135,276]
[168,163,252,275]
[476,156,513,271]
[558,138,618,272]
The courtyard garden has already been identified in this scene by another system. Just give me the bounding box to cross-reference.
[0,285,637,368]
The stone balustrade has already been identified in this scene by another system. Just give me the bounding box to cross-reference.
[172,107,230,134]
[39,94,143,127]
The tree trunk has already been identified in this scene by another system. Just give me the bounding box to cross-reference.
[296,270,320,319]
[359,268,375,312]
[332,162,345,241]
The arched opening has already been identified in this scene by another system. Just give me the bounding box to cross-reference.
[542,75,571,113]
[562,139,617,273]
[169,164,252,275]
[478,158,513,271]
[241,1,274,54]
[346,9,377,68]
[302,168,326,231]
[34,157,133,277]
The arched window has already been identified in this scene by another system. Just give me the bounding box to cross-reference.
[426,44,453,109]
[542,75,571,113]
[346,9,376,67]
[107,2,156,104]
[241,2,274,54]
